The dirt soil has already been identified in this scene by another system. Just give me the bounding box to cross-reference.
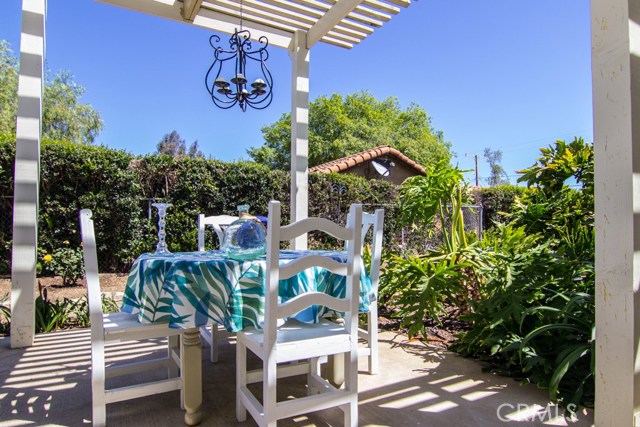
[0,275,464,349]
[0,274,129,301]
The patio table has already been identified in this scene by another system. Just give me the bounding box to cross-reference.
[121,249,372,425]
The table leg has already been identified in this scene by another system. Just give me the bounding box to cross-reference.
[181,328,203,425]
[327,354,345,388]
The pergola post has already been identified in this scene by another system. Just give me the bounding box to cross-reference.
[290,29,309,249]
[591,0,640,424]
[10,0,46,348]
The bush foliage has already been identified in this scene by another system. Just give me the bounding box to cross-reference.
[0,139,406,274]
[381,137,595,410]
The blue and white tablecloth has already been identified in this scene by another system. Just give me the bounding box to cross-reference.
[121,250,372,332]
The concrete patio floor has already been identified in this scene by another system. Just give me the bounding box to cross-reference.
[0,328,593,427]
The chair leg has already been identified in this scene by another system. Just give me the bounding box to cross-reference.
[342,396,358,427]
[168,335,180,379]
[343,346,359,427]
[307,357,321,395]
[236,340,247,422]
[368,306,379,375]
[264,356,278,427]
[91,339,107,427]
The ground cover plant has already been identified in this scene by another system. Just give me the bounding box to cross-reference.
[380,138,594,410]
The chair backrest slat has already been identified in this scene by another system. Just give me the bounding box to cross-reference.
[362,209,384,292]
[263,201,362,346]
[279,255,347,280]
[280,217,352,242]
[79,209,105,334]
[197,214,238,251]
[278,292,350,320]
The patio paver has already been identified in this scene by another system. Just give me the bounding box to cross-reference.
[0,328,593,426]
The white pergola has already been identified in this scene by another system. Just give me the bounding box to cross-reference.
[8,0,640,425]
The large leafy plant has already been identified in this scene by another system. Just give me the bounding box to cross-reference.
[454,138,595,409]
[380,162,476,337]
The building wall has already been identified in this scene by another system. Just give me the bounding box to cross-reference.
[342,158,421,185]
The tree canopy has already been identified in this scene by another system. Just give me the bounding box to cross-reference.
[0,40,103,144]
[247,92,452,170]
[156,130,204,158]
[483,147,509,186]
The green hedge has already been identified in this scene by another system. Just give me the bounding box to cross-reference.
[473,185,529,229]
[0,140,405,274]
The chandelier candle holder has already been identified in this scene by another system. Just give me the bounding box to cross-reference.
[205,29,273,112]
[152,202,172,254]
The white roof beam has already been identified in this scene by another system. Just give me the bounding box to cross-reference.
[97,0,186,22]
[360,0,400,15]
[260,0,374,34]
[323,0,392,21]
[306,0,364,48]
[379,0,409,7]
[194,7,294,49]
[181,0,203,21]
[204,0,362,44]
[205,0,367,43]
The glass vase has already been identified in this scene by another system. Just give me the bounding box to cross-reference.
[152,202,172,254]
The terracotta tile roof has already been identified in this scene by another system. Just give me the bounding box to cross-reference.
[309,145,426,175]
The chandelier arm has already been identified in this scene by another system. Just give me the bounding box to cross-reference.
[205,28,273,111]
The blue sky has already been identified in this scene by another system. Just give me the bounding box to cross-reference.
[0,0,593,185]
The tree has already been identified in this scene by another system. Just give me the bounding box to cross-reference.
[0,40,103,144]
[0,41,17,140]
[156,130,203,158]
[248,92,452,170]
[483,147,509,186]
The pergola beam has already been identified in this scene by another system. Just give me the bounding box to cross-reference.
[97,0,186,22]
[11,0,46,347]
[195,7,294,49]
[306,0,364,48]
[181,0,203,21]
[591,0,640,424]
[290,30,309,249]
[202,0,357,48]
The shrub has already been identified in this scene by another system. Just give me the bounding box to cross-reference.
[0,292,9,335]
[473,184,528,229]
[453,138,595,409]
[0,140,420,274]
[40,241,84,286]
[34,281,81,333]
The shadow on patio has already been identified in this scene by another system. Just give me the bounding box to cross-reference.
[0,329,593,426]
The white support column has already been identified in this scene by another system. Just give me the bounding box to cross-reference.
[290,30,309,249]
[11,0,46,347]
[591,0,640,424]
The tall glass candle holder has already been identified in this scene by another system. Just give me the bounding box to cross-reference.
[152,202,172,254]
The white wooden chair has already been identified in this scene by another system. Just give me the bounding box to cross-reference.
[197,213,238,252]
[197,213,238,362]
[236,200,362,427]
[358,209,384,375]
[80,209,184,427]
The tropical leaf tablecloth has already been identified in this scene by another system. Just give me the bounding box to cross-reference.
[121,250,372,332]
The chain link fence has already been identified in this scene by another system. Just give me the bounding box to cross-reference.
[393,204,484,254]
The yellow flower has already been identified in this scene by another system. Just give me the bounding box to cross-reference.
[43,254,53,263]
[63,240,70,245]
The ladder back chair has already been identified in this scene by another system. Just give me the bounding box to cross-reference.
[358,209,384,375]
[197,213,238,362]
[236,200,362,427]
[80,209,184,427]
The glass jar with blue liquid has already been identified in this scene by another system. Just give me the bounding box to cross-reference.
[222,205,267,261]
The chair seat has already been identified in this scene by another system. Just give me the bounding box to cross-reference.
[238,319,353,363]
[103,312,182,341]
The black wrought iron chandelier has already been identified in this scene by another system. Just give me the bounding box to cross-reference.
[205,3,273,112]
